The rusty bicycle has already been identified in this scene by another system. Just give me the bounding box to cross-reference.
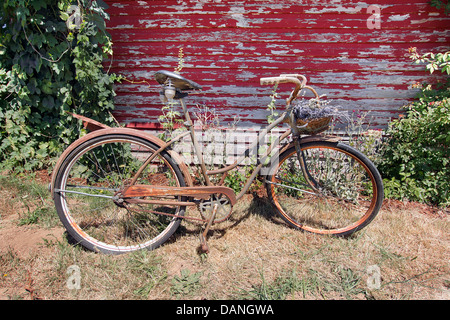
[50,70,383,254]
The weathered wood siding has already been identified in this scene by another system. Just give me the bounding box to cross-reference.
[104,0,449,129]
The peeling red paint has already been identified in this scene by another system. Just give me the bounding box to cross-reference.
[104,0,449,129]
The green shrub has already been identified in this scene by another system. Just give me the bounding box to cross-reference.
[0,0,119,171]
[379,48,449,206]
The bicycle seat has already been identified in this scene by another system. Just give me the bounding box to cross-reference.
[154,70,202,91]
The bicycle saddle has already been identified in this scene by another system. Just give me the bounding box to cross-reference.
[154,70,202,91]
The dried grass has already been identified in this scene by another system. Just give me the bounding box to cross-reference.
[0,176,448,300]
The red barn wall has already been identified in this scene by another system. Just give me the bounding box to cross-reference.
[104,0,449,129]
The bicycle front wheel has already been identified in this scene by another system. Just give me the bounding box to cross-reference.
[53,134,186,254]
[266,141,383,236]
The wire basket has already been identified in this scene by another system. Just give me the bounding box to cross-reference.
[292,97,336,134]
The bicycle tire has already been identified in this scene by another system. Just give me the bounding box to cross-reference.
[266,140,383,236]
[53,134,186,254]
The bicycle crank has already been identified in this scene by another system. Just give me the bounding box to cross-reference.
[199,193,233,223]
[199,203,218,253]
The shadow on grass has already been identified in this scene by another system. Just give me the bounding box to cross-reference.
[169,192,288,254]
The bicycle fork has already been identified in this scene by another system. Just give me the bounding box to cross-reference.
[291,139,319,192]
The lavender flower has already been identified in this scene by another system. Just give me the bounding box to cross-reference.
[292,98,337,121]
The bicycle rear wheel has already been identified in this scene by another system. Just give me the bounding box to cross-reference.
[266,141,383,236]
[53,134,186,254]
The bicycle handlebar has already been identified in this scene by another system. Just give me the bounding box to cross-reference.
[260,74,318,106]
[260,74,307,87]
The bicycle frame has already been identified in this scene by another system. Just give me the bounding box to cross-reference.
[54,73,334,221]
[124,74,323,204]
[144,98,291,196]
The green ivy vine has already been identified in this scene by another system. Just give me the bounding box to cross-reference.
[0,0,120,171]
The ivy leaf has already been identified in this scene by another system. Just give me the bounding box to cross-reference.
[60,12,69,22]
[16,7,30,27]
[31,0,47,11]
[42,95,55,110]
[0,0,120,172]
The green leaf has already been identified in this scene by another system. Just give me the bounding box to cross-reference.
[0,0,120,171]
[60,12,69,21]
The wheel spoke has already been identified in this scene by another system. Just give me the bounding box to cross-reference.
[265,179,318,196]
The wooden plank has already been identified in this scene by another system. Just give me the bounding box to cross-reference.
[106,14,449,31]
[108,28,449,44]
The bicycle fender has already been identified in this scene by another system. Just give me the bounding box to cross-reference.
[49,127,193,198]
[278,135,341,155]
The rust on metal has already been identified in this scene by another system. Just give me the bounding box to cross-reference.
[50,122,194,197]
[68,112,110,132]
[122,185,237,206]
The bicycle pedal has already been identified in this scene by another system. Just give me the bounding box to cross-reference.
[198,234,209,253]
